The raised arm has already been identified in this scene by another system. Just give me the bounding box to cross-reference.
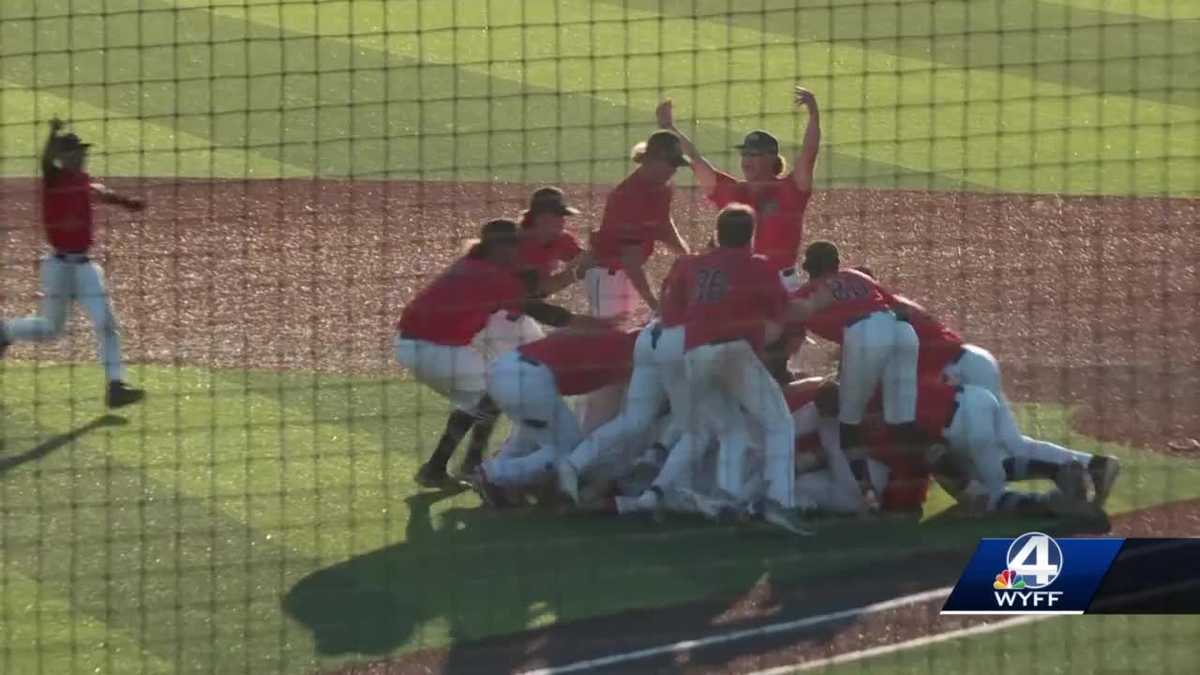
[90,182,146,212]
[792,86,821,194]
[41,117,65,177]
[656,99,719,196]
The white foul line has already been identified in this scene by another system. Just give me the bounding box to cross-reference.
[518,586,954,675]
[746,614,1052,675]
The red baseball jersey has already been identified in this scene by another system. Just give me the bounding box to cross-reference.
[914,378,961,440]
[519,329,639,396]
[397,257,527,346]
[709,171,811,272]
[517,231,582,280]
[789,269,894,343]
[906,306,965,377]
[42,168,94,253]
[590,172,673,270]
[862,422,931,511]
[661,247,789,352]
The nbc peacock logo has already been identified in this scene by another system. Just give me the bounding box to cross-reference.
[993,569,1026,590]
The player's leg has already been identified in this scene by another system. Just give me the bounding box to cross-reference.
[837,314,892,508]
[881,320,919,425]
[941,386,1009,512]
[559,327,665,500]
[3,254,73,344]
[481,360,581,491]
[75,259,143,407]
[395,336,490,486]
[720,342,795,510]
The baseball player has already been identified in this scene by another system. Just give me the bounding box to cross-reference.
[913,377,1115,514]
[470,327,640,504]
[474,187,590,361]
[853,267,1122,507]
[785,241,920,509]
[0,119,146,408]
[657,85,820,291]
[395,219,604,487]
[624,204,804,533]
[586,130,691,318]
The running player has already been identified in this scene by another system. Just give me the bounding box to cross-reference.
[0,118,146,408]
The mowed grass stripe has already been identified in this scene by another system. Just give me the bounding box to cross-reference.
[0,566,172,675]
[0,405,321,674]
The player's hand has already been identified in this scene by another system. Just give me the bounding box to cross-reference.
[49,117,65,133]
[573,250,597,276]
[655,99,675,129]
[794,86,816,110]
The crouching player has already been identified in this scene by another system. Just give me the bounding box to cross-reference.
[470,328,640,505]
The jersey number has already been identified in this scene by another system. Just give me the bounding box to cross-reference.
[829,276,868,301]
[695,269,728,304]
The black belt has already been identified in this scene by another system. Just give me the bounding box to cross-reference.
[951,347,967,364]
[518,354,543,368]
[944,386,965,430]
[53,252,89,262]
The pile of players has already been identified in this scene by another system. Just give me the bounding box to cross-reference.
[394,90,1121,533]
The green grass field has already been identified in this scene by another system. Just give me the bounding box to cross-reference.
[2,1,1199,673]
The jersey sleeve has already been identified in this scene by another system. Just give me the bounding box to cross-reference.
[706,171,740,208]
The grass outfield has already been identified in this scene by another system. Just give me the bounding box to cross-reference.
[0,0,1194,193]
[2,362,1200,672]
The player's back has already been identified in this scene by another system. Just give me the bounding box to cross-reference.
[792,268,893,343]
[668,247,788,351]
[398,257,525,345]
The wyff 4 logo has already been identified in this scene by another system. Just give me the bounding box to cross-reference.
[994,532,1065,609]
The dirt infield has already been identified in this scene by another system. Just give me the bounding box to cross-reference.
[2,177,1196,450]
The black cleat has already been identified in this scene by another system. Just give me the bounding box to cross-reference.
[106,381,145,409]
[1088,455,1122,508]
[414,462,451,489]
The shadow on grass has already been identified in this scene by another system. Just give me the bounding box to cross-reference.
[0,414,129,475]
[283,497,1111,674]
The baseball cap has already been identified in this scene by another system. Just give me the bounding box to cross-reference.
[525,186,580,217]
[801,240,840,274]
[643,129,690,167]
[57,133,92,151]
[735,130,779,155]
[479,218,520,245]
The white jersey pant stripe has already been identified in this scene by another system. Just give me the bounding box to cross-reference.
[838,311,919,425]
[483,350,583,489]
[394,336,488,414]
[3,254,125,382]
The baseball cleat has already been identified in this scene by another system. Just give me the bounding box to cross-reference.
[106,381,145,409]
[763,501,814,536]
[0,326,9,359]
[413,462,450,489]
[555,459,581,504]
[1088,455,1122,508]
[1055,461,1089,502]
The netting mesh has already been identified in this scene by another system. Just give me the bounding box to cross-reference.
[1,1,1197,674]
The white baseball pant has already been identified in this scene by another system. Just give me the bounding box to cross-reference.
[482,350,583,489]
[942,384,1093,510]
[565,324,667,477]
[583,266,640,318]
[3,253,125,382]
[675,340,795,508]
[839,311,919,425]
[394,335,488,414]
[473,310,544,361]
[778,265,803,293]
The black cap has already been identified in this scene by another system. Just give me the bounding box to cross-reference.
[801,240,840,274]
[57,133,92,151]
[480,218,519,245]
[734,130,779,155]
[524,187,580,217]
[644,129,690,167]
